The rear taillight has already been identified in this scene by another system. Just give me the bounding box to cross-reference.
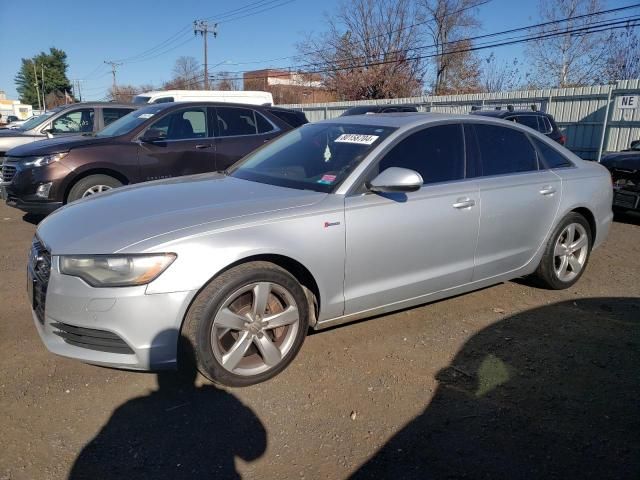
[559,135,566,145]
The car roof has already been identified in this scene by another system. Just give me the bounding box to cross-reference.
[52,102,138,110]
[138,101,297,112]
[470,110,550,118]
[317,112,474,128]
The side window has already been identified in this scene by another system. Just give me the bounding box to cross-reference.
[103,108,133,127]
[148,108,207,140]
[51,109,95,133]
[153,97,174,104]
[473,124,538,175]
[378,124,465,185]
[267,109,305,128]
[512,115,540,131]
[532,137,574,168]
[255,112,275,133]
[216,107,259,136]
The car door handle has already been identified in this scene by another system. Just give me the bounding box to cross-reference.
[452,198,476,209]
[539,185,556,196]
[195,143,213,149]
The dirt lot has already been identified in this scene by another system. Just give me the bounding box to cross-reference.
[0,201,638,480]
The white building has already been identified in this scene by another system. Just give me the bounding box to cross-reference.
[0,90,33,122]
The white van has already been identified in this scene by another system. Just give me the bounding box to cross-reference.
[132,90,274,106]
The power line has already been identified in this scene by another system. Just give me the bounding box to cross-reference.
[209,5,640,78]
[204,16,640,83]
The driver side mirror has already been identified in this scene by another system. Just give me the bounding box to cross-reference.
[140,128,167,143]
[366,167,423,193]
[42,126,54,138]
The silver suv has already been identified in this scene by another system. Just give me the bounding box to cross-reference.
[29,113,613,386]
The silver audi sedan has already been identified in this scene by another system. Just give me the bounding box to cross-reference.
[29,113,613,386]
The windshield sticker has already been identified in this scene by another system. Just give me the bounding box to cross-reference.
[138,113,154,119]
[335,134,379,145]
[317,174,337,185]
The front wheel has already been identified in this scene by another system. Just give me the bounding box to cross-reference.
[183,262,309,387]
[532,213,592,289]
[67,174,122,203]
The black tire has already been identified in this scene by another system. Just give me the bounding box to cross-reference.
[183,261,309,387]
[532,212,592,290]
[67,174,122,203]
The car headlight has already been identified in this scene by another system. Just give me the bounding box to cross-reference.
[59,253,176,287]
[23,152,68,167]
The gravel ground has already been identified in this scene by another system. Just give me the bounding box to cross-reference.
[0,202,638,480]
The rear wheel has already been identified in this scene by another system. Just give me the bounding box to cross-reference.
[532,212,592,289]
[67,174,122,203]
[183,262,308,387]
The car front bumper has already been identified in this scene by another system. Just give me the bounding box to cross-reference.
[2,159,70,214]
[33,261,198,371]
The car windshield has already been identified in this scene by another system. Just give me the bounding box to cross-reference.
[95,105,165,137]
[229,122,396,193]
[19,110,58,130]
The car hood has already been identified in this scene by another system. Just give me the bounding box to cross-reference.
[8,135,114,157]
[37,173,327,255]
[601,151,640,170]
[0,129,32,138]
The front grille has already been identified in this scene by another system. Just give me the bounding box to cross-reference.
[29,237,51,324]
[1,164,16,182]
[51,322,134,354]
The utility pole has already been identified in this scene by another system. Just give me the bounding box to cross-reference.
[104,60,123,100]
[32,62,42,111]
[73,79,83,102]
[193,20,217,90]
[41,64,46,111]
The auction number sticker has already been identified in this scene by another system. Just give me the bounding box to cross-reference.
[335,134,379,145]
[138,113,155,119]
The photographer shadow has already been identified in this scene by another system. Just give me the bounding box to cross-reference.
[69,333,266,480]
[351,297,640,479]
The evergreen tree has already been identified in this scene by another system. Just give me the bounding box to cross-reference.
[15,48,74,108]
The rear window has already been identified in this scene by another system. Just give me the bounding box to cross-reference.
[153,97,174,104]
[133,96,151,104]
[267,109,306,128]
[103,108,134,127]
[532,137,574,168]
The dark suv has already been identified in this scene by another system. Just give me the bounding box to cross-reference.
[0,102,307,214]
[471,108,565,145]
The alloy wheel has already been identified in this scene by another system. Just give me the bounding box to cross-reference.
[553,223,589,282]
[82,185,112,197]
[210,282,300,376]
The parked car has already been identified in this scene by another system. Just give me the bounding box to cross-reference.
[341,104,419,116]
[0,103,137,167]
[29,112,612,386]
[6,115,37,129]
[471,107,566,145]
[6,115,20,124]
[133,90,274,106]
[1,102,307,214]
[601,140,640,212]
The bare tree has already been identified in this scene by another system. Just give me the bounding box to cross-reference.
[107,83,153,103]
[420,0,483,94]
[169,56,203,90]
[212,72,239,91]
[526,0,611,87]
[603,25,640,83]
[480,54,523,93]
[298,0,425,100]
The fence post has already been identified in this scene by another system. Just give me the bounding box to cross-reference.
[324,106,328,120]
[596,87,613,163]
